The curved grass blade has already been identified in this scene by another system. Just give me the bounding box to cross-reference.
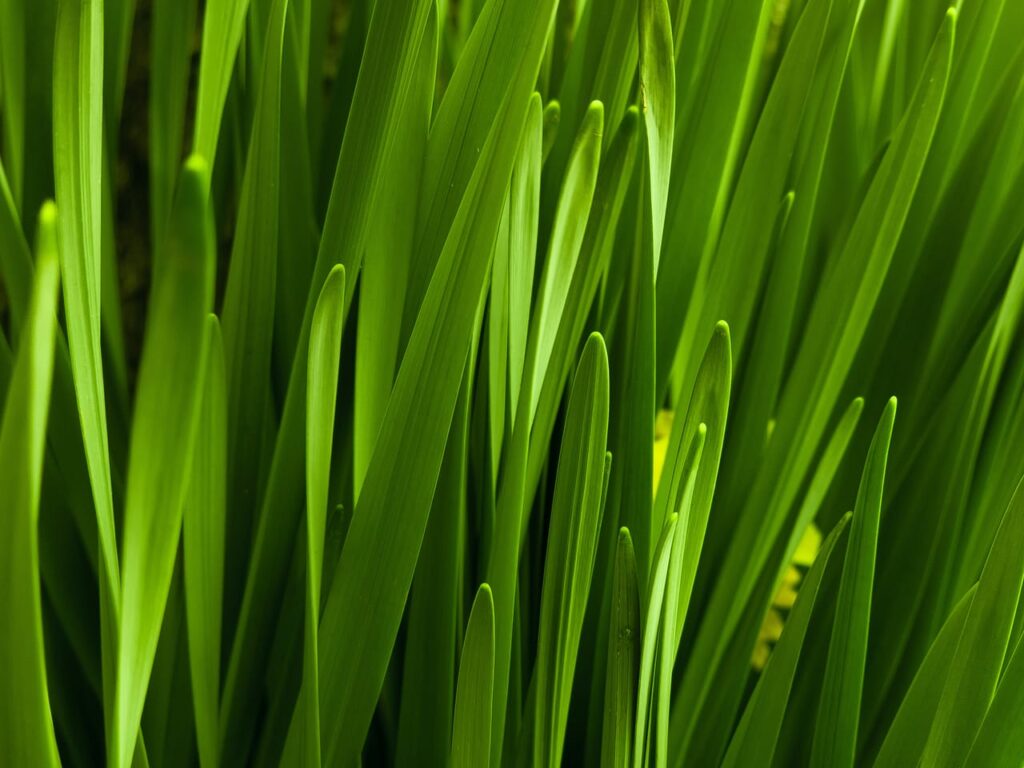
[279,44,551,767]
[452,584,495,768]
[53,0,120,690]
[0,203,62,768]
[654,321,731,635]
[670,0,832,402]
[534,334,610,767]
[116,156,215,768]
[527,107,639,510]
[219,0,437,750]
[873,584,976,768]
[488,91,542,477]
[964,632,1024,767]
[657,425,705,768]
[811,398,897,768]
[601,528,641,768]
[529,102,604,420]
[301,264,346,767]
[920,476,1024,767]
[671,13,954,759]
[722,513,850,768]
[183,316,227,768]
[353,3,436,495]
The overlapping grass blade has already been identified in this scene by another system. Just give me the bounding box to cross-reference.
[810,398,896,767]
[353,5,436,494]
[533,334,610,766]
[633,513,677,767]
[657,426,705,768]
[115,156,214,768]
[919,476,1024,767]
[183,316,227,768]
[529,102,603,418]
[452,585,496,768]
[279,16,554,758]
[219,0,438,750]
[873,584,976,767]
[0,203,62,767]
[53,0,120,712]
[671,0,832,403]
[722,513,850,768]
[654,322,730,632]
[218,0,287,613]
[964,632,1024,767]
[656,0,773,394]
[299,264,346,767]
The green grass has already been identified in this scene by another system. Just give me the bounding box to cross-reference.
[1,0,1024,765]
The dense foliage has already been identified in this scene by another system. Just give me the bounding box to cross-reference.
[1,0,1023,765]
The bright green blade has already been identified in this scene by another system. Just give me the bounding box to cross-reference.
[920,476,1024,767]
[811,398,896,768]
[533,333,610,767]
[53,1,120,719]
[601,528,641,768]
[116,156,215,768]
[0,202,62,768]
[193,0,253,162]
[301,264,346,767]
[633,513,678,768]
[964,632,1024,767]
[183,316,228,768]
[452,584,496,768]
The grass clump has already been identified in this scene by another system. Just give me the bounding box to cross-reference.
[2,0,1024,765]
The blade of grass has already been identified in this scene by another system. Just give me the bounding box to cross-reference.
[534,334,610,767]
[638,0,674,270]
[529,102,604,421]
[0,202,62,767]
[353,4,436,495]
[115,156,215,768]
[193,0,253,162]
[722,513,851,768]
[964,631,1024,767]
[452,584,496,768]
[919,475,1024,767]
[218,0,287,621]
[873,584,976,767]
[280,26,553,760]
[633,513,678,768]
[657,426,706,768]
[600,528,641,768]
[183,316,227,768]
[149,0,198,246]
[53,1,121,751]
[300,264,346,767]
[218,0,436,751]
[810,398,896,768]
